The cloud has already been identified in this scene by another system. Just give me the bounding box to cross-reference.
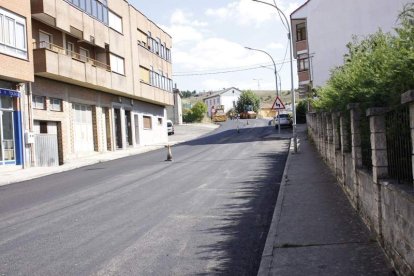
[161,9,210,45]
[267,42,284,49]
[173,37,270,71]
[170,9,208,27]
[205,0,301,27]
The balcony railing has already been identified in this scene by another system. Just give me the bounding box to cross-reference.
[33,41,110,71]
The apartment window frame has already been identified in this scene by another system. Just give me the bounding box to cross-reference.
[50,98,63,112]
[297,54,309,72]
[79,46,89,62]
[32,95,46,110]
[64,0,109,26]
[110,53,125,75]
[39,30,52,49]
[66,41,74,56]
[296,22,307,42]
[0,8,28,59]
[108,10,123,34]
[143,115,152,130]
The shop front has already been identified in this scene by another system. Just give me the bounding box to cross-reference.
[0,88,23,166]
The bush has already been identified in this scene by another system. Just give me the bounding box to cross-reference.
[296,100,307,123]
[183,102,207,123]
[313,3,414,112]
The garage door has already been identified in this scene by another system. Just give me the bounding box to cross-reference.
[72,103,94,153]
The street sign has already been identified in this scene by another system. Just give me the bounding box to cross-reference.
[271,96,285,110]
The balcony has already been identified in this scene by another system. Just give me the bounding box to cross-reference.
[296,40,308,54]
[298,70,310,85]
[33,41,127,94]
[139,82,174,106]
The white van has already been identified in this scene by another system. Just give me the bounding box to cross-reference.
[167,120,174,135]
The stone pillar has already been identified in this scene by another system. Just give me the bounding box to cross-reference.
[340,113,350,154]
[348,103,362,208]
[316,113,322,151]
[326,113,334,166]
[348,103,362,168]
[322,112,328,159]
[366,108,389,183]
[366,107,389,243]
[332,113,340,150]
[401,90,414,186]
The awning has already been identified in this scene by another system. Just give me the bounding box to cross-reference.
[0,88,20,98]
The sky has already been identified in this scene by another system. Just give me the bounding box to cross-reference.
[128,0,304,92]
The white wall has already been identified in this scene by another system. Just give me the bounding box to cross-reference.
[293,0,410,87]
[132,101,167,146]
[220,90,241,114]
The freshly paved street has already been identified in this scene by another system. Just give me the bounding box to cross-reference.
[0,119,290,275]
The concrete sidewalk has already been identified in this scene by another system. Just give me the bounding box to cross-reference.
[258,125,394,275]
[0,123,219,187]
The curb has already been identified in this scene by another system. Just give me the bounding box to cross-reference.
[257,137,294,276]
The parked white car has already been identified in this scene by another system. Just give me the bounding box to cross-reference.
[274,114,292,128]
[167,120,174,135]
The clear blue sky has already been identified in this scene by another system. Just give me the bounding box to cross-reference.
[129,0,304,92]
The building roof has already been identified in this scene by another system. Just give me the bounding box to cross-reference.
[203,87,242,100]
[290,0,311,18]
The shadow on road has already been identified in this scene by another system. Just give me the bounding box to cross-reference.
[195,150,289,275]
[182,125,291,146]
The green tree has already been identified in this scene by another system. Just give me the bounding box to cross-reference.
[183,101,207,123]
[236,90,260,113]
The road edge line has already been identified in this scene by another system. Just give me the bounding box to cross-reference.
[257,137,293,276]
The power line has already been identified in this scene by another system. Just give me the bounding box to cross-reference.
[173,59,292,77]
[173,62,273,74]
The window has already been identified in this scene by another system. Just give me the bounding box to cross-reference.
[147,32,152,50]
[79,47,89,62]
[32,95,45,110]
[166,48,171,62]
[108,10,122,33]
[39,31,51,48]
[65,0,109,25]
[158,118,162,125]
[50,98,62,111]
[110,53,125,75]
[143,116,152,129]
[149,66,154,85]
[0,8,27,59]
[296,23,307,41]
[66,41,74,55]
[297,54,309,71]
[139,66,150,83]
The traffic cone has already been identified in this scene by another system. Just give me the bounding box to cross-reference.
[165,145,173,161]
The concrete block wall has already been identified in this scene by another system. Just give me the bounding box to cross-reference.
[306,92,414,275]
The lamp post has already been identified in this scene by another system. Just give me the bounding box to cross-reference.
[252,0,297,152]
[244,46,281,134]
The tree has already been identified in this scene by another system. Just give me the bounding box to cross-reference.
[236,90,260,113]
[183,101,207,123]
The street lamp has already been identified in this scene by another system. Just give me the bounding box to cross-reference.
[244,46,281,133]
[252,0,297,153]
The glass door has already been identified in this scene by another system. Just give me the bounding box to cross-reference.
[1,110,15,164]
[0,111,3,164]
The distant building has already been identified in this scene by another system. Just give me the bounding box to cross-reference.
[290,0,410,97]
[203,88,242,117]
[167,87,183,125]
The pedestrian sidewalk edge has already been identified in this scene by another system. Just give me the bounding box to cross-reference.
[257,137,294,276]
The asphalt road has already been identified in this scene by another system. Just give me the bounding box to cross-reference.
[0,119,290,276]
